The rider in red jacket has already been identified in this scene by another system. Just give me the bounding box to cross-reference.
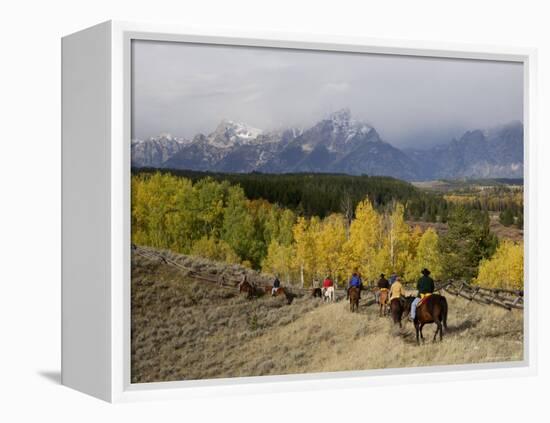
[322,277,333,288]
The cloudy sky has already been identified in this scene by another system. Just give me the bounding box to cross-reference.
[132,40,523,148]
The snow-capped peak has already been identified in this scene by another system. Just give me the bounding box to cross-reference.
[324,108,373,145]
[328,108,352,124]
[209,119,263,148]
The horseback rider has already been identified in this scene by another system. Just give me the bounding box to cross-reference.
[389,276,406,304]
[322,275,334,292]
[389,272,398,287]
[375,273,389,303]
[409,268,435,321]
[272,274,281,296]
[377,273,390,290]
[347,272,362,299]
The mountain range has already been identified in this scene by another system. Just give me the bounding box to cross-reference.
[131,109,523,181]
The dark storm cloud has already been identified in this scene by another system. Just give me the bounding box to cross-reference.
[132,40,523,147]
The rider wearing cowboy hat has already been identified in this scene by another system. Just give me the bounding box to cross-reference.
[409,268,435,321]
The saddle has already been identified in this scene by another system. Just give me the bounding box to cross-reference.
[417,293,433,307]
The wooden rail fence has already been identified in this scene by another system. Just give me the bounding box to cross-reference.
[133,245,524,310]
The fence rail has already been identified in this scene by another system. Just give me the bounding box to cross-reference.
[133,245,523,310]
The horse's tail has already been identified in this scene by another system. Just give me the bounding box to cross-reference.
[441,296,448,330]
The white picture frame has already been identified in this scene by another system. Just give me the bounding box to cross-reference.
[61,20,538,403]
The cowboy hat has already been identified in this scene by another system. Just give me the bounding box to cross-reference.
[421,268,431,275]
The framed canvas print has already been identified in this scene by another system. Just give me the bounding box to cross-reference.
[61,21,537,402]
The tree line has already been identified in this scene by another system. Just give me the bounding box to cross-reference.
[133,168,450,222]
[131,172,523,289]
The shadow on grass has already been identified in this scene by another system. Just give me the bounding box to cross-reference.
[396,316,481,345]
[444,317,481,334]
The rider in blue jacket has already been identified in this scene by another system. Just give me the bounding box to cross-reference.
[347,272,363,299]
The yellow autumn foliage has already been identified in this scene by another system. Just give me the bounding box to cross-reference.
[475,241,523,290]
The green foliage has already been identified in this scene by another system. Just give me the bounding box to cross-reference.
[190,237,240,264]
[133,168,448,221]
[499,208,515,226]
[132,172,297,269]
[132,171,521,286]
[439,206,498,281]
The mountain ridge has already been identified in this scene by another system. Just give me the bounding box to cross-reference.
[131,110,523,181]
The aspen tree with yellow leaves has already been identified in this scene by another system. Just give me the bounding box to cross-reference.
[405,227,443,282]
[261,240,295,284]
[293,216,321,287]
[341,199,381,282]
[475,241,523,290]
[314,213,347,284]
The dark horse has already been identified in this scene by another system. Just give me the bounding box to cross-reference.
[349,287,360,312]
[239,280,260,299]
[311,287,323,298]
[389,297,406,328]
[404,295,448,344]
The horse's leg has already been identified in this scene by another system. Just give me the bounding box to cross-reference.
[420,323,425,343]
[433,320,440,342]
[415,323,420,345]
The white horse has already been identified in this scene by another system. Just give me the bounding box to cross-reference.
[323,286,335,303]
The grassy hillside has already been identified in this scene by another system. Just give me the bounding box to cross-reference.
[131,248,523,383]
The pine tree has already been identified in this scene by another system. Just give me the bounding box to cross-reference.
[440,206,498,280]
[499,208,515,226]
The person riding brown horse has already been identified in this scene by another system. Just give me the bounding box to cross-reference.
[346,272,362,300]
[409,268,435,321]
[377,273,390,316]
[264,281,294,305]
[404,294,448,344]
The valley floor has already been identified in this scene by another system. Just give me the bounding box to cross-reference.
[131,250,524,383]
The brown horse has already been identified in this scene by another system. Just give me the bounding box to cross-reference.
[404,295,448,344]
[378,289,389,317]
[266,286,295,304]
[349,287,360,312]
[389,297,406,328]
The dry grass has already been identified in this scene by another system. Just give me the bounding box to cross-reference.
[131,249,523,383]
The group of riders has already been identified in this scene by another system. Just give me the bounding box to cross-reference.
[239,260,436,320]
[340,268,434,320]
[264,267,436,321]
